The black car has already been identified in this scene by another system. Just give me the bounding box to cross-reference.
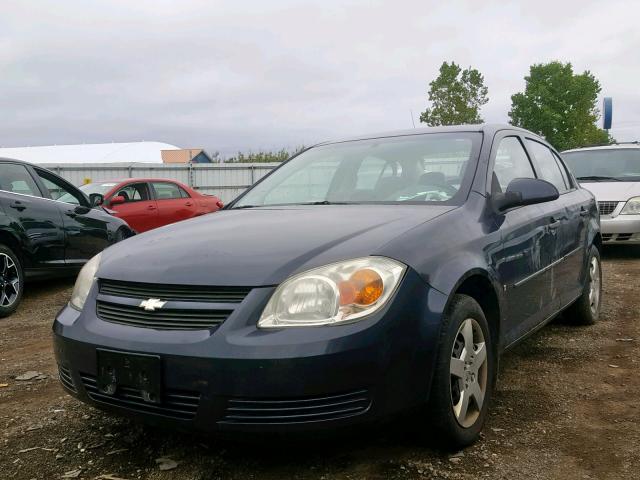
[0,158,134,316]
[53,125,601,448]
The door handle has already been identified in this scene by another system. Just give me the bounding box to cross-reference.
[147,205,156,210]
[579,207,590,217]
[9,201,26,211]
[66,211,77,218]
[548,217,560,229]
[185,202,193,207]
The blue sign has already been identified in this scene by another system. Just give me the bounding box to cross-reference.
[603,97,612,130]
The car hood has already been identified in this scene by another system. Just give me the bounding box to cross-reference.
[579,181,640,201]
[98,205,455,286]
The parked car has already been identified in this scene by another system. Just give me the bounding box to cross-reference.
[54,125,601,448]
[76,179,224,233]
[563,143,640,244]
[0,158,134,317]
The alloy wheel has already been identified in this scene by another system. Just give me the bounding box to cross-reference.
[450,318,488,428]
[588,256,601,316]
[0,253,20,307]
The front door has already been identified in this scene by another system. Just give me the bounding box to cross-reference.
[490,136,557,345]
[0,162,66,267]
[107,182,159,233]
[32,168,110,265]
[525,139,585,308]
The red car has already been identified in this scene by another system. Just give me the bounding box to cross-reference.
[79,179,223,233]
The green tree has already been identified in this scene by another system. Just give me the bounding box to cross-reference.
[420,61,489,126]
[509,61,611,150]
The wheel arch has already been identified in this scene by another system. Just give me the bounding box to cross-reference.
[444,269,503,353]
[0,229,24,266]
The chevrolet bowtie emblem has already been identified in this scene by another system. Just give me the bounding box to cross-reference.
[139,298,167,311]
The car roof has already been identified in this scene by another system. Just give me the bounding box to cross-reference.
[316,123,542,146]
[563,143,640,153]
[84,178,189,185]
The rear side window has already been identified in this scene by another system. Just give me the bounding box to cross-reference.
[0,163,40,196]
[492,137,536,191]
[526,140,568,193]
[35,169,83,205]
[151,182,188,200]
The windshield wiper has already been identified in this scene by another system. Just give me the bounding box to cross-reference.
[230,204,261,209]
[297,201,351,205]
[576,175,621,182]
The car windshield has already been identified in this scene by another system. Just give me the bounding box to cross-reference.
[563,149,640,181]
[233,133,481,208]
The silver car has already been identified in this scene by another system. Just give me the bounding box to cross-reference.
[563,144,640,244]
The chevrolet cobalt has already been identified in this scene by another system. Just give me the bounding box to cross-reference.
[54,125,601,448]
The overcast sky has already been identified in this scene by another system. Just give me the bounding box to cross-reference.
[1,0,639,156]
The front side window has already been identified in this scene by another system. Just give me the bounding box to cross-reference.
[114,183,150,203]
[526,140,568,193]
[35,170,83,205]
[234,133,481,207]
[492,137,536,191]
[0,163,40,196]
[151,182,187,200]
[563,148,640,182]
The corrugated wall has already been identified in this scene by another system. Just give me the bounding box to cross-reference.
[42,163,279,202]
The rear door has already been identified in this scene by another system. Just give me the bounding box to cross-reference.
[150,181,198,226]
[107,182,159,233]
[32,168,110,265]
[490,135,557,345]
[0,162,66,267]
[526,139,587,305]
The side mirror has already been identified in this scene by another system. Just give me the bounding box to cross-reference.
[493,178,559,213]
[109,195,125,206]
[89,193,104,207]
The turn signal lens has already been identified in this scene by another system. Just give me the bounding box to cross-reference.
[339,269,383,306]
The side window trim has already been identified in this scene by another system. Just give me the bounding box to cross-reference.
[552,151,575,191]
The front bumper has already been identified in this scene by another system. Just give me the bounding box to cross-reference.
[53,269,448,433]
[600,214,640,244]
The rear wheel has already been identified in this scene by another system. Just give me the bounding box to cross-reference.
[0,244,24,318]
[565,245,602,325]
[426,294,495,449]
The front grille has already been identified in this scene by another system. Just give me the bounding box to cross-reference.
[220,390,371,425]
[597,201,619,216]
[616,233,633,241]
[58,365,76,392]
[99,279,251,303]
[80,374,200,420]
[602,233,613,242]
[96,300,230,330]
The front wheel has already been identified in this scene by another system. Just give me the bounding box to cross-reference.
[565,245,602,325]
[0,244,24,318]
[426,294,495,449]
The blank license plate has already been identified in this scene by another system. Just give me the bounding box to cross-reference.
[96,349,161,404]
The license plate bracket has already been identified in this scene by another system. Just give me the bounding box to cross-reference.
[96,349,161,404]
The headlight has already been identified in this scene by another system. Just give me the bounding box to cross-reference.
[69,253,102,311]
[620,196,640,215]
[258,257,406,328]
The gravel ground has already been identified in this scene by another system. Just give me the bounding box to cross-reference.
[1,247,638,480]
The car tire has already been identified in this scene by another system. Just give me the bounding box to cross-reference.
[426,294,495,449]
[0,244,24,318]
[564,245,602,325]
[114,227,130,243]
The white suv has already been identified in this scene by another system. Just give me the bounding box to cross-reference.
[563,144,640,244]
